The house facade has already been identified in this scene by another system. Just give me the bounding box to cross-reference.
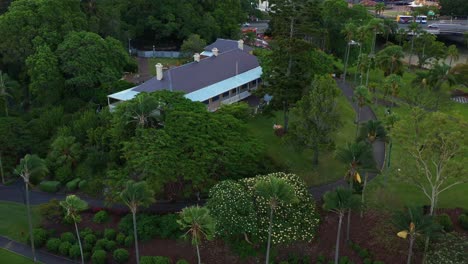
[108,39,262,112]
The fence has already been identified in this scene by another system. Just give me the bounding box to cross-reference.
[136,50,181,58]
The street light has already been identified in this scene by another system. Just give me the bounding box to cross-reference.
[152,45,155,58]
[343,40,360,83]
[128,38,131,55]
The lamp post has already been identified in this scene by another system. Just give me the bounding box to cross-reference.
[343,40,360,84]
[128,38,131,55]
[152,45,156,58]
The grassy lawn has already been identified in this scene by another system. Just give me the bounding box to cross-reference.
[148,57,187,75]
[246,93,356,186]
[0,249,35,264]
[0,202,42,243]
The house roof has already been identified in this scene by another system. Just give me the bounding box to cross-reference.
[133,48,259,95]
[204,38,253,53]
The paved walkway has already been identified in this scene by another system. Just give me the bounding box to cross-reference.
[0,236,75,264]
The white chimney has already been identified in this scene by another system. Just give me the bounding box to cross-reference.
[193,53,200,62]
[156,63,163,81]
[238,39,244,50]
[212,47,219,57]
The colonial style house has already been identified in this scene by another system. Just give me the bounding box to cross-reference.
[108,39,261,112]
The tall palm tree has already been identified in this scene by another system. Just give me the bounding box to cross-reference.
[408,22,421,68]
[396,28,407,46]
[375,45,405,77]
[383,74,403,107]
[446,45,459,67]
[60,195,88,264]
[336,141,374,241]
[14,154,48,262]
[177,206,215,264]
[366,18,384,55]
[120,180,155,264]
[394,206,440,264]
[341,22,357,83]
[374,3,385,16]
[354,26,370,83]
[352,86,372,134]
[254,176,298,264]
[323,188,361,264]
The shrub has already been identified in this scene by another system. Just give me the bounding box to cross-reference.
[28,228,48,248]
[78,179,87,189]
[113,248,130,264]
[104,228,117,240]
[228,239,257,259]
[358,249,370,259]
[69,244,81,259]
[118,214,159,240]
[38,199,63,223]
[105,240,117,251]
[124,235,133,247]
[140,256,171,264]
[458,214,468,230]
[91,250,107,264]
[80,227,93,238]
[58,241,72,256]
[95,238,108,250]
[176,260,189,264]
[116,233,126,245]
[436,213,454,232]
[46,238,61,253]
[93,211,109,224]
[66,178,81,191]
[339,256,350,264]
[363,259,372,264]
[373,261,385,264]
[157,214,182,239]
[84,234,97,245]
[60,232,75,243]
[39,181,61,193]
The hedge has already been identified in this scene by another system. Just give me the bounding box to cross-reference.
[91,250,107,264]
[140,256,171,264]
[93,211,110,224]
[65,178,81,191]
[39,181,61,193]
[113,248,130,264]
[28,228,48,248]
[46,238,61,253]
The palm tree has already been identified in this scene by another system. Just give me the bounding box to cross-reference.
[446,45,459,67]
[366,18,384,55]
[120,180,155,264]
[14,154,48,262]
[341,22,357,83]
[408,22,421,68]
[177,206,215,264]
[394,206,440,264]
[352,86,372,134]
[374,3,385,16]
[336,141,374,241]
[375,45,405,77]
[60,195,88,264]
[254,176,298,264]
[383,74,403,107]
[117,93,162,128]
[396,28,407,46]
[323,188,361,264]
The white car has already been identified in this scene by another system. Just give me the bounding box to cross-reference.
[242,22,251,27]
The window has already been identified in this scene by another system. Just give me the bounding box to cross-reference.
[223,91,229,98]
[231,88,237,95]
[212,95,219,102]
[202,100,209,105]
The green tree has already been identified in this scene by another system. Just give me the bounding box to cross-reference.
[407,22,421,68]
[0,117,30,184]
[60,195,88,264]
[120,180,155,264]
[323,188,361,264]
[394,206,440,264]
[383,74,403,106]
[375,2,385,15]
[413,32,446,68]
[177,206,215,264]
[439,0,468,16]
[341,22,357,82]
[375,45,405,77]
[254,176,298,264]
[446,45,459,67]
[14,154,48,262]
[289,75,341,165]
[47,136,82,183]
[180,34,207,57]
[0,70,19,117]
[366,18,384,55]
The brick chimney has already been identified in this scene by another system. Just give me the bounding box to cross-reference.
[212,47,219,57]
[193,53,200,62]
[156,63,163,80]
[238,39,244,50]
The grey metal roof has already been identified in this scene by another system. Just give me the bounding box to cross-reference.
[133,48,259,94]
[204,38,253,53]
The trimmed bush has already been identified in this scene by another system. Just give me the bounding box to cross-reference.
[84,233,97,245]
[91,249,107,264]
[116,233,126,245]
[28,228,48,248]
[105,240,117,251]
[157,214,182,239]
[78,179,87,189]
[113,248,130,264]
[436,213,454,232]
[46,238,61,253]
[39,181,61,193]
[176,260,189,264]
[58,241,72,256]
[140,256,171,264]
[339,256,350,264]
[118,214,159,240]
[358,249,370,259]
[38,199,63,223]
[124,235,133,247]
[66,178,81,191]
[69,244,81,259]
[363,259,372,264]
[80,227,93,238]
[60,232,75,243]
[459,214,468,230]
[93,211,109,224]
[104,228,117,240]
[95,238,108,250]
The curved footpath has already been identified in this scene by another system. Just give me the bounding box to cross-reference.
[0,80,384,263]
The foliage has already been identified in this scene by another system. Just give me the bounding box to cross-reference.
[91,249,107,264]
[113,248,130,264]
[426,234,468,264]
[412,33,446,68]
[439,0,468,16]
[60,232,76,244]
[84,234,97,246]
[116,233,126,245]
[46,238,61,253]
[180,34,206,57]
[15,154,49,185]
[104,228,117,240]
[28,228,48,248]
[60,195,88,223]
[0,117,31,181]
[38,199,63,223]
[65,178,81,191]
[375,45,404,77]
[156,214,182,239]
[68,244,81,259]
[94,238,109,251]
[58,241,72,256]
[458,214,468,230]
[105,240,117,251]
[176,260,189,264]
[140,256,171,264]
[47,135,81,183]
[124,235,133,247]
[39,181,61,193]
[436,213,454,232]
[118,214,159,241]
[93,211,110,224]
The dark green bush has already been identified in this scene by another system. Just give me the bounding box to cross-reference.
[65,178,81,191]
[46,238,61,253]
[317,254,326,263]
[157,214,182,239]
[124,235,133,247]
[58,241,72,256]
[39,181,61,193]
[118,214,159,240]
[91,249,107,264]
[60,232,75,243]
[104,228,117,240]
[79,227,93,238]
[458,214,468,230]
[363,258,372,264]
[38,199,63,223]
[83,242,93,253]
[78,179,87,189]
[140,256,171,264]
[436,213,454,232]
[95,238,108,251]
[373,261,385,264]
[69,244,81,259]
[176,259,189,264]
[113,248,130,264]
[116,233,125,245]
[93,211,109,224]
[84,234,97,245]
[105,240,117,251]
[339,256,350,264]
[228,239,257,259]
[28,228,48,248]
[358,249,370,259]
